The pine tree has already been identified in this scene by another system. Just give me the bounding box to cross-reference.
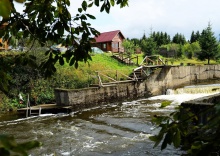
[198,23,219,64]
[141,33,147,41]
[190,31,195,43]
[172,33,186,44]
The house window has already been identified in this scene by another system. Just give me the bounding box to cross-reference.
[103,43,106,49]
[112,42,118,48]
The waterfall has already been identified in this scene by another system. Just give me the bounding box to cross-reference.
[166,84,220,95]
[166,89,174,95]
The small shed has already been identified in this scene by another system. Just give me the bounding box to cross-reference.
[93,30,125,53]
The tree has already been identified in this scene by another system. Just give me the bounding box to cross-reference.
[130,38,141,47]
[0,0,129,92]
[197,23,219,64]
[172,33,186,44]
[176,44,184,58]
[183,42,201,59]
[141,37,157,57]
[122,39,138,57]
[151,31,171,47]
[190,30,200,43]
[141,33,147,41]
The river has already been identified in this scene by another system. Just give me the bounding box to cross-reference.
[0,84,220,156]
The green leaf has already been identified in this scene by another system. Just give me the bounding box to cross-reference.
[191,141,202,150]
[86,14,96,19]
[82,1,87,11]
[0,0,12,18]
[59,57,64,65]
[100,3,105,12]
[65,0,70,6]
[105,1,111,13]
[149,134,163,148]
[160,101,172,108]
[69,57,75,66]
[78,8,82,13]
[58,25,64,36]
[81,14,87,20]
[0,135,16,149]
[94,0,99,6]
[88,2,93,7]
[161,132,172,150]
[173,129,181,148]
[110,0,115,6]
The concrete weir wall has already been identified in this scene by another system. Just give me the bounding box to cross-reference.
[55,65,220,107]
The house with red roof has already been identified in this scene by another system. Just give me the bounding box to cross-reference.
[93,30,125,53]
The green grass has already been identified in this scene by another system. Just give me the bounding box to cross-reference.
[164,57,218,66]
[56,53,138,84]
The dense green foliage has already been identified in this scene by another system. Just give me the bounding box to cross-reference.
[172,33,186,44]
[122,39,138,58]
[0,0,129,93]
[141,37,157,57]
[128,23,219,62]
[150,102,220,155]
[190,31,200,43]
[151,31,171,47]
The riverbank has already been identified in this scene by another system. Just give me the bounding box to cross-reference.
[55,65,220,110]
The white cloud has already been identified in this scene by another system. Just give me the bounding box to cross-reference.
[14,0,220,40]
[87,0,220,40]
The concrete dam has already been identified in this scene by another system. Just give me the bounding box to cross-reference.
[54,65,220,109]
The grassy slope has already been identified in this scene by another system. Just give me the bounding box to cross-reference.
[56,53,218,83]
[56,53,138,84]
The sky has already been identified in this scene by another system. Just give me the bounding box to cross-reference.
[15,0,220,40]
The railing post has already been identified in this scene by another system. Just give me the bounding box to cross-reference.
[26,94,30,118]
[39,107,41,115]
[96,71,103,87]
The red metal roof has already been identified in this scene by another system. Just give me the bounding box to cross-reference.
[95,30,124,43]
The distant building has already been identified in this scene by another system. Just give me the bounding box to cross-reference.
[93,30,125,53]
[158,47,176,58]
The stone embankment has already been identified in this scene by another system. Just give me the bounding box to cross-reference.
[55,65,220,108]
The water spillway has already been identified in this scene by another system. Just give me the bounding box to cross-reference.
[1,84,220,155]
[166,84,220,95]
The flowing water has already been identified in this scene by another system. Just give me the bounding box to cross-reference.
[0,84,220,156]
